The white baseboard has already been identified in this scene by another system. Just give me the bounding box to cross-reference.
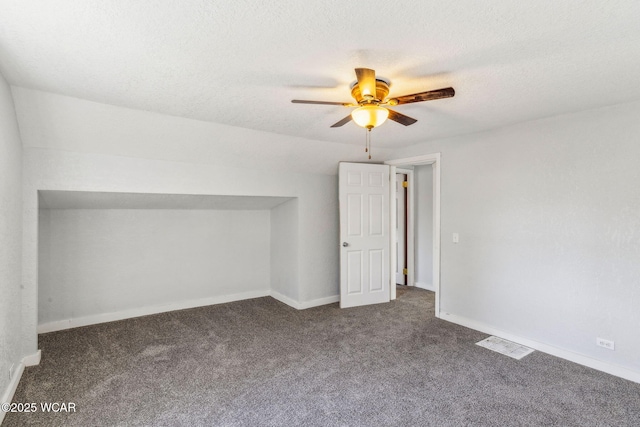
[270,291,339,310]
[441,312,640,384]
[299,295,340,310]
[1,351,41,425]
[37,289,340,333]
[0,362,23,425]
[22,349,41,367]
[269,290,300,309]
[414,282,435,292]
[37,290,271,333]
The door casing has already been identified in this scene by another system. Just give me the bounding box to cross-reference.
[385,154,441,317]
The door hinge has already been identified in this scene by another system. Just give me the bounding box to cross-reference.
[402,181,408,188]
[403,268,408,275]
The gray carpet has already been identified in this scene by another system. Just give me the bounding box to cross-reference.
[5,287,640,426]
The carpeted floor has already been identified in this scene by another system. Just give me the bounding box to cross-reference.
[5,287,640,426]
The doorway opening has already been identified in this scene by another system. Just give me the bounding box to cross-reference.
[386,153,442,318]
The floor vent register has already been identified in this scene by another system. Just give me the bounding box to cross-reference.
[476,336,535,360]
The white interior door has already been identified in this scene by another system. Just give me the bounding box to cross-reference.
[395,173,406,285]
[339,162,390,308]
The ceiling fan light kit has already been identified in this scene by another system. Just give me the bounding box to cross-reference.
[351,104,389,129]
[292,68,455,158]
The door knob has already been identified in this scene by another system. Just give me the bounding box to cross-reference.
[342,242,349,247]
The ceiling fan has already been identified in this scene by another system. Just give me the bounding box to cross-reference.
[291,68,455,130]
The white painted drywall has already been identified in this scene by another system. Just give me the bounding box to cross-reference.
[270,199,299,302]
[16,90,344,354]
[0,74,23,399]
[21,148,339,350]
[392,100,640,376]
[12,87,393,176]
[38,209,270,325]
[414,164,433,289]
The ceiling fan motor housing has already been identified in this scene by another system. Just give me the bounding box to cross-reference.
[351,79,390,104]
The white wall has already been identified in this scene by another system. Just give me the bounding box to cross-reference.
[12,87,393,176]
[270,199,299,302]
[414,165,433,289]
[21,147,339,352]
[14,88,352,355]
[0,73,24,405]
[393,100,640,378]
[38,209,271,327]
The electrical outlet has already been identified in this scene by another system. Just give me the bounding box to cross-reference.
[596,337,615,350]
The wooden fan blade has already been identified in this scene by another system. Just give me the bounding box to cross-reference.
[390,87,455,105]
[387,109,417,126]
[355,68,376,99]
[330,115,353,128]
[291,100,352,106]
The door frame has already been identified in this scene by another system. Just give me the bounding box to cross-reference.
[385,153,441,318]
[393,168,414,293]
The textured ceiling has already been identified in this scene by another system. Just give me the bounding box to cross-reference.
[2,1,640,149]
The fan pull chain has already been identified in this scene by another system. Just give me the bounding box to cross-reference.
[365,128,369,153]
[365,128,372,159]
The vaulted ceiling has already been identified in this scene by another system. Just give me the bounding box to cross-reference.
[1,1,640,149]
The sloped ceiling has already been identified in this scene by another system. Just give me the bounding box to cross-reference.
[1,1,640,149]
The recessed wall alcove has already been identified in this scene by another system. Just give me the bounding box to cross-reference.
[37,190,298,332]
